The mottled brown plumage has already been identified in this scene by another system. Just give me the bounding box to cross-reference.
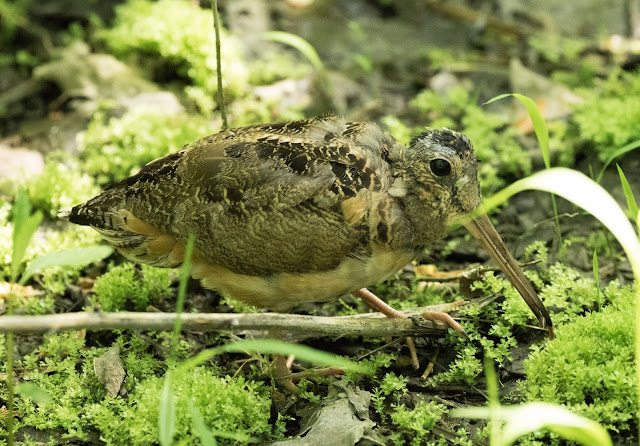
[62,116,552,332]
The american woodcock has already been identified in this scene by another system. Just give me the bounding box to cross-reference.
[61,116,553,337]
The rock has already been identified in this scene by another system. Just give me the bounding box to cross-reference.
[0,143,44,187]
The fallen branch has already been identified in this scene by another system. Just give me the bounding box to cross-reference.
[0,304,465,337]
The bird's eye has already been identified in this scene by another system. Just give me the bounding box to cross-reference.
[430,159,451,176]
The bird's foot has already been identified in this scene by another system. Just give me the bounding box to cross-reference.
[351,288,420,369]
[273,353,299,394]
[421,299,467,336]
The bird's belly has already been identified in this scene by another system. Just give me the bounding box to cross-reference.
[191,248,415,311]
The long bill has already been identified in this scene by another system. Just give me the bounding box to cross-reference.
[463,212,554,339]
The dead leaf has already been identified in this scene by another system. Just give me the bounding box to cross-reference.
[413,264,465,280]
[267,381,383,446]
[0,282,38,298]
[93,344,125,396]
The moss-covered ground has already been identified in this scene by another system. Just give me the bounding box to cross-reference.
[1,0,639,444]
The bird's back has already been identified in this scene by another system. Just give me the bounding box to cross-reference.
[65,117,414,289]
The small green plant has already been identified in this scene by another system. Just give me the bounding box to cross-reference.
[389,400,447,446]
[371,372,447,445]
[594,139,640,183]
[91,262,172,312]
[572,69,640,160]
[98,367,272,446]
[12,332,111,442]
[452,356,613,446]
[454,402,612,446]
[617,164,639,227]
[427,254,603,388]
[100,0,249,112]
[524,280,636,432]
[26,155,100,219]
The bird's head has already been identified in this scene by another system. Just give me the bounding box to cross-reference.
[399,128,482,226]
[392,128,554,336]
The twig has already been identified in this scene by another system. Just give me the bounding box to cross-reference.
[0,305,462,337]
[425,0,526,39]
[211,0,228,130]
[421,346,440,380]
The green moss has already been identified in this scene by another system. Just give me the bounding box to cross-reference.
[529,34,587,65]
[347,353,397,382]
[389,400,446,446]
[523,281,636,433]
[10,332,274,445]
[88,367,273,446]
[99,0,249,112]
[78,108,215,184]
[371,372,447,445]
[91,262,172,312]
[247,51,311,86]
[13,333,110,442]
[429,244,603,386]
[26,154,100,219]
[572,69,640,160]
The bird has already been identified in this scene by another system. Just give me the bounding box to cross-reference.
[61,116,553,353]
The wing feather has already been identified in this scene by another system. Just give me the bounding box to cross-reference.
[70,117,404,275]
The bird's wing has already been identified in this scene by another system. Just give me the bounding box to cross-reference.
[69,117,407,274]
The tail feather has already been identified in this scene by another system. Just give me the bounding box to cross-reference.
[58,188,125,229]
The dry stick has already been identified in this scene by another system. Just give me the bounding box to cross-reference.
[0,305,462,337]
[211,0,228,130]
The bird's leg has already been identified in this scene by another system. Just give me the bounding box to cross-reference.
[269,328,298,394]
[351,288,422,369]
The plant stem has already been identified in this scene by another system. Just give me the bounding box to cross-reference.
[211,0,228,130]
[484,356,501,446]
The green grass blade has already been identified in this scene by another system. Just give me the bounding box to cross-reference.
[158,370,176,446]
[479,168,640,274]
[596,139,640,183]
[180,339,370,374]
[11,189,43,283]
[484,356,501,446]
[484,93,561,244]
[19,245,113,285]
[452,403,612,446]
[15,382,52,404]
[263,31,325,72]
[170,234,195,360]
[616,164,639,225]
[188,405,217,446]
[484,93,550,168]
[483,93,513,104]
